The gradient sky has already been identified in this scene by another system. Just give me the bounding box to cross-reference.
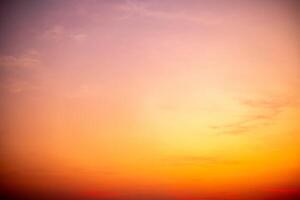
[0,0,299,199]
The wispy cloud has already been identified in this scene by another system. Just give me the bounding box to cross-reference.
[42,25,87,42]
[211,96,293,135]
[163,155,239,166]
[70,33,87,42]
[239,97,290,112]
[117,0,220,25]
[42,25,66,41]
[0,50,41,69]
[0,50,42,93]
[1,80,41,94]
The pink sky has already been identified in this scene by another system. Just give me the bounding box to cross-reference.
[0,1,300,199]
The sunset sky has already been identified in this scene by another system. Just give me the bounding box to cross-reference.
[0,0,299,199]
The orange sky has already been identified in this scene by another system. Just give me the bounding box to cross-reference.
[0,1,299,199]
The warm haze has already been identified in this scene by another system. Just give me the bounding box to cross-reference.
[0,0,299,199]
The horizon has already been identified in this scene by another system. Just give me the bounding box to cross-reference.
[0,0,299,199]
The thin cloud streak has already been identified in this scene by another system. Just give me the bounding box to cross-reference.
[162,155,240,166]
[41,25,87,42]
[117,0,220,25]
[0,51,41,69]
[0,50,42,93]
[211,96,294,135]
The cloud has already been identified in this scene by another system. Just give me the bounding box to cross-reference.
[163,155,239,166]
[210,114,271,135]
[42,25,87,42]
[0,50,41,69]
[70,33,87,42]
[117,0,220,25]
[0,50,42,93]
[239,97,290,112]
[42,25,66,41]
[1,80,40,94]
[211,96,292,135]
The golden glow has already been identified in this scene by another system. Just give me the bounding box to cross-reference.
[0,1,299,199]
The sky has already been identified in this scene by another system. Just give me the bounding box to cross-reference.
[0,0,299,199]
